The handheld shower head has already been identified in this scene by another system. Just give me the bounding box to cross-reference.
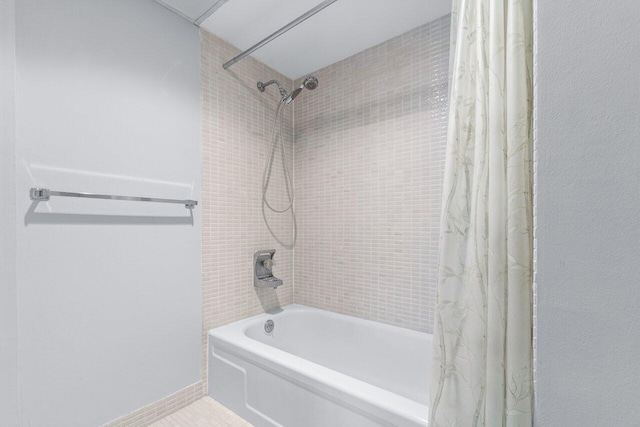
[283,76,319,104]
[285,87,304,104]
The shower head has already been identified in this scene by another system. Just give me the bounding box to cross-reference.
[283,76,319,104]
[285,87,304,104]
[259,76,319,104]
[302,76,318,90]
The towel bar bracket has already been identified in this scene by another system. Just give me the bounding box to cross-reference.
[30,188,51,201]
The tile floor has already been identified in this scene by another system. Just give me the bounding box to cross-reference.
[151,397,252,427]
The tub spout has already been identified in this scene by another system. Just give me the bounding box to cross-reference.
[255,276,283,289]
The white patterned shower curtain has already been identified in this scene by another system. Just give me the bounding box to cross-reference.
[430,0,534,425]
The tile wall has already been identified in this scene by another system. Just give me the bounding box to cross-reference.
[293,15,450,333]
[200,30,295,372]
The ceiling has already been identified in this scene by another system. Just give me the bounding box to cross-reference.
[155,0,451,79]
[154,0,230,24]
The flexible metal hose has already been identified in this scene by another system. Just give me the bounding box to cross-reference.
[261,101,296,248]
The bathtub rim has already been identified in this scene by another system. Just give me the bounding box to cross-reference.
[208,304,430,426]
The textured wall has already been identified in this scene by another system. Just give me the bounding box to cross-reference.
[293,16,450,333]
[535,0,640,425]
[201,29,295,369]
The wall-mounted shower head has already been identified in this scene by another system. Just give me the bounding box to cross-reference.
[283,76,319,104]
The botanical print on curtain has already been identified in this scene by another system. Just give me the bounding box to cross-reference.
[430,0,534,426]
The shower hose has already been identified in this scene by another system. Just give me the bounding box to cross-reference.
[262,101,296,248]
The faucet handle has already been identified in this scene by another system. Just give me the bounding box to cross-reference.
[254,249,281,289]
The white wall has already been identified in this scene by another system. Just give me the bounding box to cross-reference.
[535,1,640,425]
[0,0,19,424]
[13,1,202,425]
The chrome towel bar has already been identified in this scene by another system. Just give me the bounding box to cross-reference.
[30,188,197,209]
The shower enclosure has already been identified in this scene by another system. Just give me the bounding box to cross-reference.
[202,3,451,426]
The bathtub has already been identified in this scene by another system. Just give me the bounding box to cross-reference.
[208,304,431,426]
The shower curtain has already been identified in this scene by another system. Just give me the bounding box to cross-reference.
[430,0,533,426]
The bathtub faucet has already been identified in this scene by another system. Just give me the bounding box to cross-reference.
[254,249,283,289]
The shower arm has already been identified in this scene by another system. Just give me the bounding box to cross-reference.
[257,80,289,100]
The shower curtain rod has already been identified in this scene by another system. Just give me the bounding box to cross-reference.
[222,0,338,70]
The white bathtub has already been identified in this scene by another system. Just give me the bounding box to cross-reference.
[208,304,431,426]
